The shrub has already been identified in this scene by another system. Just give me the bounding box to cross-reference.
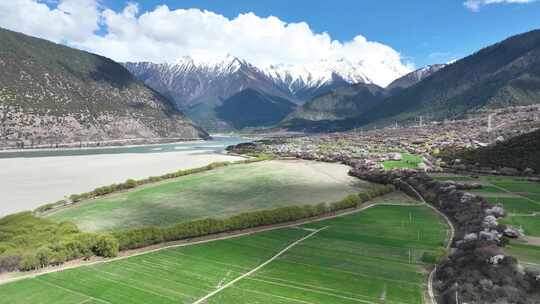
[19,254,40,271]
[124,179,137,189]
[69,194,81,203]
[36,247,53,268]
[93,234,119,258]
[0,255,22,273]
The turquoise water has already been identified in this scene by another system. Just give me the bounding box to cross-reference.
[0,136,246,159]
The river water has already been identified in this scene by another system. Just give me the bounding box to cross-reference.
[0,136,246,216]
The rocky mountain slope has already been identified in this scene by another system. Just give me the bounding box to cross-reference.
[282,29,540,132]
[282,83,387,125]
[215,89,296,129]
[124,55,409,130]
[386,64,446,92]
[359,29,540,127]
[280,64,443,131]
[0,28,207,149]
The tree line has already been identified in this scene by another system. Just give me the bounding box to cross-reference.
[0,184,393,273]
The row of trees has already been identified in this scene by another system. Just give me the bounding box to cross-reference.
[2,183,393,273]
[113,184,394,250]
[0,212,118,273]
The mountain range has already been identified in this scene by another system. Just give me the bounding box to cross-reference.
[281,29,540,132]
[281,64,445,129]
[124,55,410,130]
[3,25,540,140]
[0,27,207,149]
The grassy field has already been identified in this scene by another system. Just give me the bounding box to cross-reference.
[382,153,424,170]
[1,204,448,304]
[479,176,540,236]
[504,242,540,269]
[485,197,540,214]
[501,216,540,236]
[485,177,540,194]
[448,175,540,237]
[431,175,476,181]
[429,174,540,271]
[47,160,365,231]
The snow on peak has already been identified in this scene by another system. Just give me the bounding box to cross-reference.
[162,54,410,88]
[261,57,411,88]
[174,54,247,75]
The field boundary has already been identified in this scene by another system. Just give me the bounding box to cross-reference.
[403,181,455,304]
[0,194,425,286]
[191,226,328,304]
[486,182,540,206]
[37,156,259,216]
[0,196,390,285]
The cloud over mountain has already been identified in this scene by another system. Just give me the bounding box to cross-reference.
[0,0,411,81]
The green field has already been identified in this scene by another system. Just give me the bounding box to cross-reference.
[382,153,424,170]
[501,216,540,236]
[485,197,540,214]
[463,176,540,237]
[505,242,540,269]
[431,175,476,181]
[1,204,448,304]
[485,177,540,194]
[47,160,365,231]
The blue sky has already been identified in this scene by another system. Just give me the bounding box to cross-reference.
[102,0,540,67]
[1,0,539,73]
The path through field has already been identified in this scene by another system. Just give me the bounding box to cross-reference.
[192,227,327,304]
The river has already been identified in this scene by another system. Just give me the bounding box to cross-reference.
[0,136,247,216]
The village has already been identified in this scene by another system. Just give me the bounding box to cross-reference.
[232,105,540,175]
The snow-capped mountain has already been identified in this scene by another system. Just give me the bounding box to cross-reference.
[386,64,447,91]
[124,54,410,130]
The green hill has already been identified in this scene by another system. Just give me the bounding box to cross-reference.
[216,89,296,129]
[444,128,540,173]
[281,83,386,131]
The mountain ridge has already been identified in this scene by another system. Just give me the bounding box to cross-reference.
[0,27,208,149]
[124,54,410,130]
[280,29,540,132]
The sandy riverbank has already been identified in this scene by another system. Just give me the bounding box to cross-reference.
[0,150,243,216]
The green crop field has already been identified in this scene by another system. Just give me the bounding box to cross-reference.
[470,176,540,237]
[485,177,540,194]
[1,204,448,304]
[431,175,476,181]
[501,216,540,236]
[505,242,540,270]
[470,186,506,194]
[47,160,366,231]
[382,153,424,170]
[485,197,540,214]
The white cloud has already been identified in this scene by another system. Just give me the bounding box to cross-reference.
[0,1,412,80]
[0,0,100,43]
[464,0,537,11]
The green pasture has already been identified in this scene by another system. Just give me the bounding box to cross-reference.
[47,160,365,231]
[485,197,540,214]
[468,176,540,236]
[505,242,540,269]
[382,153,424,170]
[501,216,540,237]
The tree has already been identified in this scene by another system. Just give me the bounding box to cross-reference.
[93,234,119,258]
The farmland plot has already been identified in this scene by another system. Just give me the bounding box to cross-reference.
[1,205,447,304]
